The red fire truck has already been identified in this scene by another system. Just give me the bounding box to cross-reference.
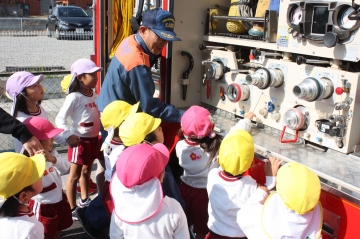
[92,0,360,238]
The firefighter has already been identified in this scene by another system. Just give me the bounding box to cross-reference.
[96,8,183,122]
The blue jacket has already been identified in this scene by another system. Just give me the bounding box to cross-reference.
[96,33,182,122]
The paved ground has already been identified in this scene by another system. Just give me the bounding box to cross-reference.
[59,156,110,239]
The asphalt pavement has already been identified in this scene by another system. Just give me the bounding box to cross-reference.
[59,156,110,239]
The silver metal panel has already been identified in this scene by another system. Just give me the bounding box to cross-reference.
[203,103,360,200]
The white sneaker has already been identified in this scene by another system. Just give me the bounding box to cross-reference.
[78,198,91,208]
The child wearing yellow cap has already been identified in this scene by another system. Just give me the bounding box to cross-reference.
[0,152,46,239]
[237,162,323,239]
[205,112,281,239]
[76,100,139,239]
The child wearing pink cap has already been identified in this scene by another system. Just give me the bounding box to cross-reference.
[23,116,72,239]
[55,58,104,218]
[175,105,223,239]
[110,143,189,239]
[5,71,66,153]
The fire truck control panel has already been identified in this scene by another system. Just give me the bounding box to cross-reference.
[94,0,360,238]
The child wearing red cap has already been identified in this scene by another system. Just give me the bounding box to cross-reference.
[109,143,189,239]
[175,106,223,239]
[5,71,66,153]
[23,116,72,239]
[55,58,104,219]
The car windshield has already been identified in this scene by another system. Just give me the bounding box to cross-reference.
[58,8,88,17]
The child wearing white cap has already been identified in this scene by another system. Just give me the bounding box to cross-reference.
[5,71,67,153]
[23,116,72,239]
[237,162,323,239]
[110,143,189,239]
[55,58,103,218]
[0,152,46,239]
[175,106,223,239]
[206,127,281,239]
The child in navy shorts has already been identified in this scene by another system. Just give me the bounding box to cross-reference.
[23,116,73,239]
[56,59,104,218]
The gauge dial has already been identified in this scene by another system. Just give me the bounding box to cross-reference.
[339,7,357,30]
[291,6,302,25]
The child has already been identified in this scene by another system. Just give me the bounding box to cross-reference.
[23,116,73,239]
[119,112,163,147]
[5,71,66,153]
[110,143,190,239]
[119,112,186,209]
[237,161,322,239]
[206,127,280,239]
[0,152,46,239]
[175,105,223,239]
[55,58,103,219]
[76,100,139,239]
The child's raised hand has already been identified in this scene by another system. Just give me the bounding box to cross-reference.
[67,135,80,148]
[264,157,282,176]
[244,112,256,120]
[36,149,57,164]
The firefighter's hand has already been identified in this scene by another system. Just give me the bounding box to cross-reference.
[23,136,43,156]
[264,157,282,176]
[66,135,80,148]
[245,112,256,120]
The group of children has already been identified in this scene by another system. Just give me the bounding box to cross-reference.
[0,58,323,239]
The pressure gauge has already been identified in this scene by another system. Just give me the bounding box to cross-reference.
[291,6,302,25]
[339,7,358,30]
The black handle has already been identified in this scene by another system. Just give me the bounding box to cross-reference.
[181,51,194,79]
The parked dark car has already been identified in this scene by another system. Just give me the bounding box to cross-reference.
[46,6,93,40]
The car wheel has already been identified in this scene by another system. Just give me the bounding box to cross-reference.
[55,28,61,40]
[46,27,52,37]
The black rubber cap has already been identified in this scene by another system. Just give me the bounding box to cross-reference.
[323,32,337,48]
[296,56,306,65]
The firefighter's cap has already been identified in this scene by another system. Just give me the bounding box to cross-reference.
[276,162,321,214]
[141,8,181,41]
[0,153,46,209]
[119,112,161,146]
[101,101,139,130]
[219,129,254,176]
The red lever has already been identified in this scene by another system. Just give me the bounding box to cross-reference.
[206,79,211,99]
[335,87,344,95]
[249,54,255,60]
[279,126,299,143]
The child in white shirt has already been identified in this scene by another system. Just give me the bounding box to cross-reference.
[5,71,66,153]
[23,116,72,239]
[206,113,280,239]
[110,143,189,239]
[0,152,46,239]
[237,161,323,239]
[56,59,103,216]
[76,100,139,238]
[175,106,223,239]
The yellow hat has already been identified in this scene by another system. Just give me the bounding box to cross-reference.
[101,101,139,130]
[119,112,161,146]
[0,153,46,207]
[219,129,254,175]
[61,74,73,93]
[277,162,321,214]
